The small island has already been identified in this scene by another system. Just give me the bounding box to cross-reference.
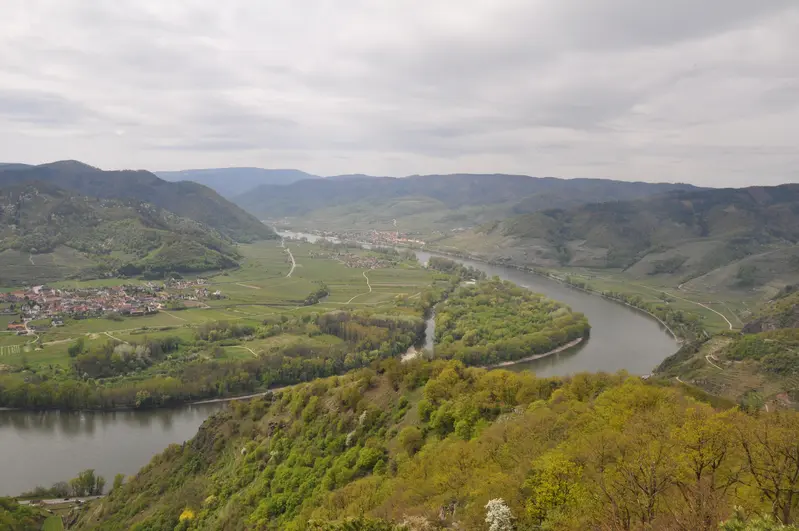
[434,278,590,367]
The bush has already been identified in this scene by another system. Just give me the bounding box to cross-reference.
[398,426,423,455]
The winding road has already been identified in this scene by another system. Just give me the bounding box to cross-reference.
[636,284,735,330]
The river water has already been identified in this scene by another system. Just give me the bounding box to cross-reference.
[0,235,677,496]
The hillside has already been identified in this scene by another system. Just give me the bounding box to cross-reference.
[0,182,240,284]
[156,167,319,198]
[657,288,799,410]
[75,360,799,530]
[0,161,275,242]
[233,174,698,231]
[438,184,799,294]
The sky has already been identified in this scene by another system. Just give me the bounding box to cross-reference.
[1,1,797,187]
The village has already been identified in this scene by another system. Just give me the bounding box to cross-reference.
[1,278,222,332]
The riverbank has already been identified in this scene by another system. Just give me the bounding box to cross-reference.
[421,246,688,343]
[481,337,585,369]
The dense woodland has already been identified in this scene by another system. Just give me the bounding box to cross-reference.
[74,359,799,530]
[434,279,590,366]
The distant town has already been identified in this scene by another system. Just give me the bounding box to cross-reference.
[1,279,223,332]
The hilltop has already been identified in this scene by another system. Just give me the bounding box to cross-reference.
[0,182,240,284]
[436,184,799,295]
[156,167,319,198]
[74,360,799,530]
[0,161,275,242]
[232,173,698,231]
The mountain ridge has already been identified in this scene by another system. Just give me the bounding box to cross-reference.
[0,161,275,242]
[0,181,241,284]
[232,173,701,231]
[156,167,320,198]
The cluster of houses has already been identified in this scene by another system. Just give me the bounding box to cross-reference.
[2,279,222,331]
[309,250,395,270]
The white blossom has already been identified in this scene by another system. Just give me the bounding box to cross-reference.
[485,498,514,531]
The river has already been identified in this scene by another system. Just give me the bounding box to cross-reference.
[0,235,677,496]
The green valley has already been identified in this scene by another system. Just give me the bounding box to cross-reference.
[0,240,441,410]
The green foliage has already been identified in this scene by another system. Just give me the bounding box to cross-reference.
[67,337,86,358]
[0,497,47,530]
[434,279,590,366]
[68,469,105,496]
[0,312,425,410]
[73,361,799,530]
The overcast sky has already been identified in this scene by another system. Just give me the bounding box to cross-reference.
[1,1,797,186]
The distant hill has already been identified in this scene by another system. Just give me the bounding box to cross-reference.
[0,161,275,242]
[0,163,32,171]
[156,167,319,199]
[0,182,241,284]
[233,173,699,231]
[439,184,799,292]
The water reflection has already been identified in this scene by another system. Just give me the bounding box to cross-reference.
[0,403,226,496]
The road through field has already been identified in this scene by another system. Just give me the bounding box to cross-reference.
[345,271,372,304]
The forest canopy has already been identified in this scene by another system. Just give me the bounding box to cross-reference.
[434,278,590,366]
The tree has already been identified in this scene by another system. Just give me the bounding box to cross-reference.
[672,407,738,530]
[112,474,125,492]
[68,469,105,496]
[398,426,424,456]
[68,337,85,358]
[485,498,514,531]
[736,411,799,524]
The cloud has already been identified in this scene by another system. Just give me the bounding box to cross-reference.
[0,0,797,187]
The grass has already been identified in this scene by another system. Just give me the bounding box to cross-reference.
[43,516,65,531]
[0,240,435,370]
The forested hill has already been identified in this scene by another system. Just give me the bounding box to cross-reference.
[156,167,319,199]
[0,161,275,242]
[0,182,240,282]
[76,359,799,530]
[232,173,698,230]
[440,183,799,291]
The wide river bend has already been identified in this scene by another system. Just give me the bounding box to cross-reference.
[0,239,677,495]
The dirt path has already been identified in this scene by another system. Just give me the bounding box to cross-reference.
[286,247,296,278]
[229,345,258,357]
[705,354,723,370]
[345,271,372,304]
[191,384,295,405]
[162,311,189,323]
[104,331,129,345]
[235,283,261,290]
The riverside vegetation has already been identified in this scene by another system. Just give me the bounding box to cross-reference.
[74,359,799,530]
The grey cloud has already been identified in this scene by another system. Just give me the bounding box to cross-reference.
[0,0,797,186]
[0,90,96,126]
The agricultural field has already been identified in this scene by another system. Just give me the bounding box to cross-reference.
[0,240,435,370]
[551,267,749,334]
[0,240,441,409]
